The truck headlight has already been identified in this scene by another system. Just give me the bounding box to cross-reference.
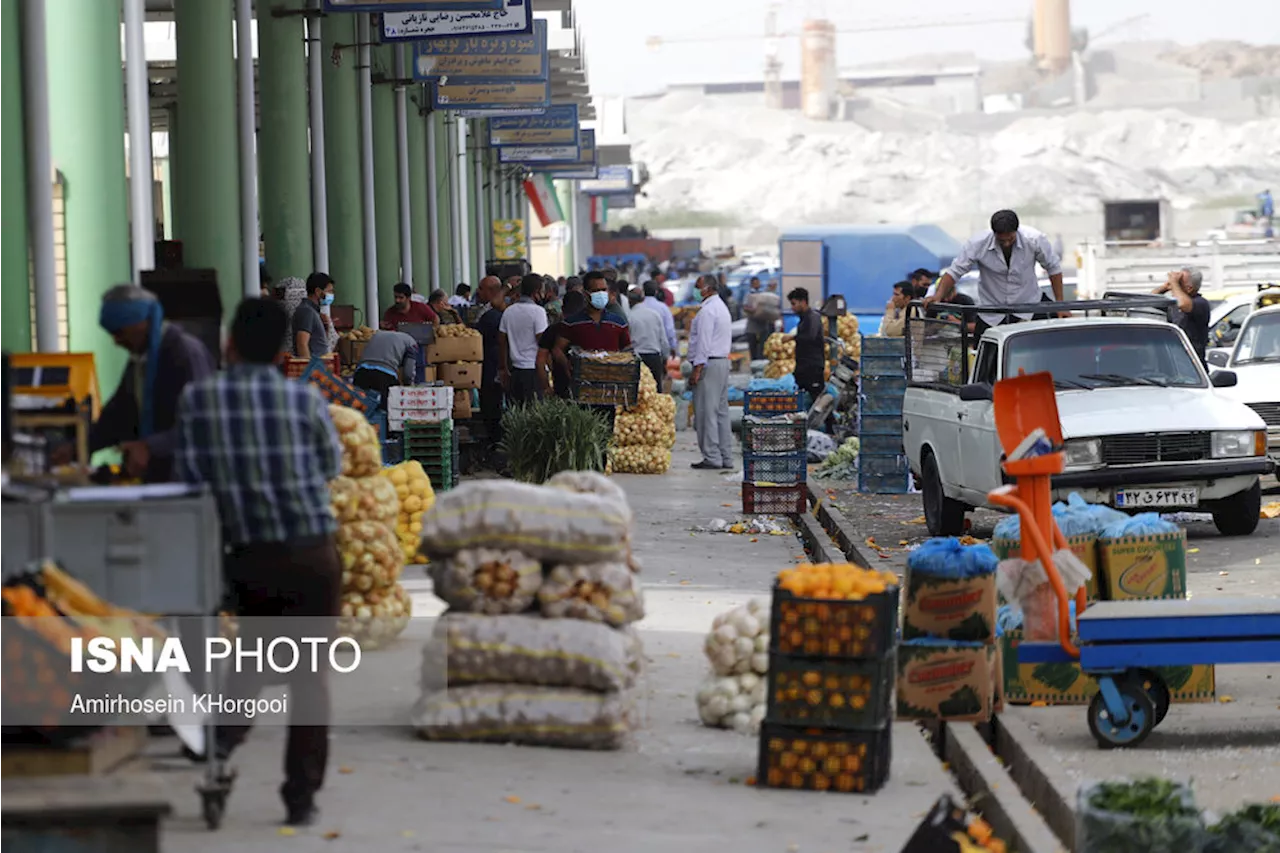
[1212,430,1264,459]
[1063,438,1101,469]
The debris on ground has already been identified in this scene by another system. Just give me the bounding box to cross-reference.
[695,518,791,535]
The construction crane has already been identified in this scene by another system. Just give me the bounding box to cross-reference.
[646,14,1025,49]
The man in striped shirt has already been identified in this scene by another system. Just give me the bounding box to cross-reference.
[175,298,342,827]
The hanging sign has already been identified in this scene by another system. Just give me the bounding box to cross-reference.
[413,19,547,81]
[382,0,532,42]
[498,143,581,164]
[580,164,633,195]
[430,79,552,111]
[489,104,579,147]
[492,219,528,260]
[457,107,547,118]
[324,0,503,13]
[532,129,596,176]
[601,191,636,210]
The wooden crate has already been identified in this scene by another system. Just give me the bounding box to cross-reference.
[2,726,146,778]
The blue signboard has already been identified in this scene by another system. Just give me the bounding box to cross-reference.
[325,0,503,13]
[490,104,579,147]
[382,0,531,41]
[498,141,582,165]
[458,107,547,118]
[429,78,551,111]
[413,19,547,81]
[532,129,596,176]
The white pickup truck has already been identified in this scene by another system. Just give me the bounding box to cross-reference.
[901,314,1274,537]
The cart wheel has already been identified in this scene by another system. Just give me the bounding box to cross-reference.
[1135,670,1171,727]
[1087,681,1155,749]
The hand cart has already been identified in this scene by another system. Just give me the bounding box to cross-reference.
[4,487,236,827]
[987,372,1280,749]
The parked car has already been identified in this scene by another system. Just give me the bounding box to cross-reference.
[1211,304,1280,469]
[1205,284,1280,365]
[902,315,1272,537]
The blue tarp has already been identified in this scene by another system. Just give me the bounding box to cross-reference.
[907,538,999,579]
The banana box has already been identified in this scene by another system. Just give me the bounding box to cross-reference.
[1096,531,1187,601]
[992,534,1100,601]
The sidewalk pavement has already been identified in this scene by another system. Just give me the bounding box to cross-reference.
[158,435,958,853]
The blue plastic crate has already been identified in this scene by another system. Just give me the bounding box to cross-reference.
[860,375,908,396]
[743,452,808,485]
[860,336,907,357]
[859,354,905,378]
[860,393,904,416]
[859,433,904,455]
[858,452,909,477]
[859,413,904,435]
[382,440,403,466]
[859,469,911,495]
[743,390,804,416]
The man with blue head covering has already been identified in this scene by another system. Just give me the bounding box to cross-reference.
[87,284,215,481]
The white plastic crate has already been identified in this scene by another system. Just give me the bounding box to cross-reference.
[389,384,454,412]
[389,411,451,431]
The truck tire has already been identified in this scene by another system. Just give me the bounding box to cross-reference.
[922,451,966,536]
[1211,479,1261,537]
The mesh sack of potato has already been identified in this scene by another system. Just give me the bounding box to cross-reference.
[634,363,658,407]
[381,460,436,563]
[546,470,630,505]
[434,612,644,692]
[412,683,634,749]
[330,475,399,526]
[612,408,676,449]
[538,561,645,626]
[764,360,795,380]
[419,479,632,564]
[336,520,403,592]
[337,582,413,649]
[610,445,672,475]
[427,548,542,615]
[329,404,382,479]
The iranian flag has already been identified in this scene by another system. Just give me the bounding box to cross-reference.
[524,174,564,227]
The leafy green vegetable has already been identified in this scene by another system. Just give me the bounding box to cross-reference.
[1207,803,1280,853]
[1032,662,1081,693]
[498,398,612,483]
[1087,778,1199,818]
[1079,779,1207,853]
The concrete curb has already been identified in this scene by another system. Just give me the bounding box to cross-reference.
[795,511,838,564]
[806,481,1073,851]
[990,712,1078,852]
[943,723,1067,853]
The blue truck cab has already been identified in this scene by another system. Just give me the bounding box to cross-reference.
[777,224,962,334]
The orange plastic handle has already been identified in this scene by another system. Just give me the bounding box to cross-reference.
[988,486,1080,659]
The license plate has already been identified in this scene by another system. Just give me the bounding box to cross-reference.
[1114,487,1199,509]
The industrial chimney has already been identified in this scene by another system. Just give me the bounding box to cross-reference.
[800,19,836,120]
[1033,0,1071,74]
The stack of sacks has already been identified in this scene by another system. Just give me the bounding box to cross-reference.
[328,405,412,649]
[412,471,646,749]
[695,600,770,734]
[610,367,676,474]
[379,460,436,564]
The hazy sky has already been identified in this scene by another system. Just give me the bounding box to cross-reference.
[574,0,1280,96]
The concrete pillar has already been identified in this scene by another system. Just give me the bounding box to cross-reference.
[372,45,401,303]
[173,0,243,317]
[322,14,364,306]
[2,0,32,352]
[428,110,452,290]
[258,0,314,278]
[407,89,430,297]
[47,0,131,375]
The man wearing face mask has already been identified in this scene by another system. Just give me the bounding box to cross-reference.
[51,285,215,480]
[295,272,337,357]
[555,270,630,355]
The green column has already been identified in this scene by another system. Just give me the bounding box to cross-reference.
[465,120,480,284]
[257,0,313,278]
[47,0,130,379]
[430,111,453,288]
[1,0,32,352]
[172,0,242,322]
[166,104,181,239]
[372,45,400,303]
[322,14,363,303]
[407,91,429,294]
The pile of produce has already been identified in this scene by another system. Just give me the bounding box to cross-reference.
[695,599,770,734]
[499,397,612,483]
[1207,804,1280,852]
[763,332,795,379]
[380,460,436,564]
[1078,778,1207,853]
[813,436,861,480]
[777,563,898,600]
[341,325,376,343]
[836,314,861,359]
[328,404,411,649]
[610,368,675,474]
[435,324,480,339]
[413,471,645,749]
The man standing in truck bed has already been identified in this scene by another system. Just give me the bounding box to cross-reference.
[925,209,1067,336]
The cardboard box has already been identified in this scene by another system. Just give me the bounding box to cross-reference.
[438,362,482,390]
[992,534,1100,601]
[1000,629,1215,704]
[903,572,997,643]
[1097,531,1187,601]
[336,337,367,369]
[427,337,483,364]
[389,385,453,412]
[452,388,473,418]
[896,642,1002,723]
[423,366,437,383]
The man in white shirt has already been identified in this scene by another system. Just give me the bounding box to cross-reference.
[627,290,668,390]
[925,209,1067,336]
[449,283,472,309]
[641,280,678,357]
[499,274,549,404]
[688,274,734,470]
